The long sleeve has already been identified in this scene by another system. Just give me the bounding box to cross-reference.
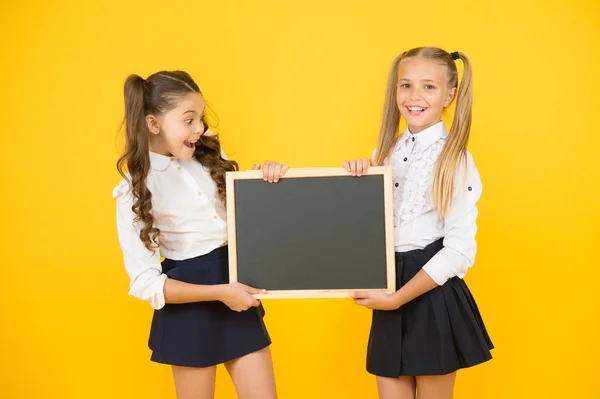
[113,180,168,309]
[422,152,482,285]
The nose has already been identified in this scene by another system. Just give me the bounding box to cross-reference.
[409,86,422,100]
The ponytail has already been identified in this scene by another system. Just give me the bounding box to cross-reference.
[432,52,473,217]
[117,74,159,251]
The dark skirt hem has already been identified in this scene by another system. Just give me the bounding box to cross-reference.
[367,353,493,378]
[150,340,272,368]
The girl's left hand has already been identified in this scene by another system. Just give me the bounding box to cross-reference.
[252,161,289,183]
[350,291,399,310]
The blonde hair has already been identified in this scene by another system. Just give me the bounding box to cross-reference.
[374,47,473,217]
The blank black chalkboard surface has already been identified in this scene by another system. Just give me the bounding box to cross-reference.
[226,167,395,298]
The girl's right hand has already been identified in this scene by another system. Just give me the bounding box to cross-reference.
[342,156,377,176]
[251,161,289,183]
[218,282,264,312]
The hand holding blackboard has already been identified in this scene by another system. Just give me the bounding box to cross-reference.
[249,160,290,183]
[217,282,265,312]
[341,155,377,177]
[226,167,396,299]
[350,290,399,310]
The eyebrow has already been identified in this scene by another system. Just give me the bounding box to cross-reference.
[182,110,197,115]
[399,78,439,83]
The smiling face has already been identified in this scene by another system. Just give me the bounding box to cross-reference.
[396,57,456,134]
[146,92,206,160]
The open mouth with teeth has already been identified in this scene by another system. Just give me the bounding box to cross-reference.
[184,140,197,149]
[406,106,427,115]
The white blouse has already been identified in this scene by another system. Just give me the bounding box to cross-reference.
[113,150,228,310]
[383,121,483,286]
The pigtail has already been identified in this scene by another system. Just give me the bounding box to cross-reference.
[374,54,404,166]
[431,52,473,217]
[118,75,159,251]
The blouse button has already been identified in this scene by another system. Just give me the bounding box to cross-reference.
[177,167,182,171]
[403,157,408,162]
[395,182,399,187]
[468,186,472,191]
[411,137,415,142]
[213,215,218,220]
[197,191,202,196]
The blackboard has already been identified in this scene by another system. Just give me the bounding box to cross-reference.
[226,167,395,298]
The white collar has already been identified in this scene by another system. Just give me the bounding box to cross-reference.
[149,152,173,171]
[399,121,447,150]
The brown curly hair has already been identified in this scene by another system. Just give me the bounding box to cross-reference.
[117,71,239,251]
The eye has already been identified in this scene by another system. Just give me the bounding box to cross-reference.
[185,118,193,125]
[399,83,410,89]
[425,85,436,90]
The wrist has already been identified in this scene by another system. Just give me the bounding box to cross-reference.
[390,291,404,309]
[211,284,227,302]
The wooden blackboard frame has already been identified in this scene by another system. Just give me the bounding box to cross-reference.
[226,167,396,299]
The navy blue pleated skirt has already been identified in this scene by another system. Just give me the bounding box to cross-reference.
[148,246,271,367]
[366,239,493,377]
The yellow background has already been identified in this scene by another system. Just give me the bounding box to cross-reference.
[1,0,599,398]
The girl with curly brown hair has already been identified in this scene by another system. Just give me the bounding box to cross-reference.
[113,70,286,399]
